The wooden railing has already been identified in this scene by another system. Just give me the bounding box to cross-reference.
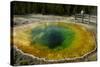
[75,14,97,24]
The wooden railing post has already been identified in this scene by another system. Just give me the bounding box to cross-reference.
[82,13,84,23]
[88,14,90,24]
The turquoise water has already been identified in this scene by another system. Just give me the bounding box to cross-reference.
[31,26,75,50]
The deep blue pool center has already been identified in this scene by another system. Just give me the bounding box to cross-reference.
[31,26,75,49]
